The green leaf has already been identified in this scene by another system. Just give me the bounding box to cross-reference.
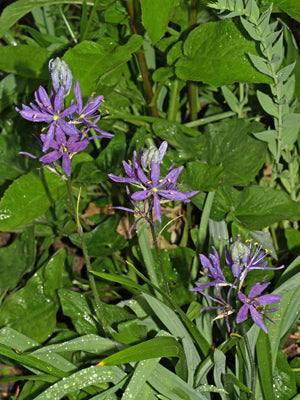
[0,169,67,232]
[0,249,66,342]
[0,227,35,290]
[69,215,127,257]
[199,118,267,186]
[213,185,300,229]
[272,351,297,400]
[248,53,273,77]
[96,131,126,171]
[256,331,273,400]
[257,90,279,117]
[140,0,178,45]
[0,45,50,79]
[64,39,135,97]
[181,161,224,191]
[175,20,273,86]
[285,228,300,255]
[33,365,126,400]
[221,86,240,113]
[100,337,183,366]
[261,0,300,22]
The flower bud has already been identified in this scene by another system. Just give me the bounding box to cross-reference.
[49,58,73,95]
[230,235,250,266]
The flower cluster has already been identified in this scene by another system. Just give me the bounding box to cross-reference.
[109,141,199,230]
[17,58,113,177]
[191,235,284,333]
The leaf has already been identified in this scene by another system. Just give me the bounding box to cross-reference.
[96,131,126,171]
[175,20,273,86]
[256,331,273,399]
[257,90,279,117]
[64,39,135,98]
[0,249,66,342]
[261,0,300,22]
[69,215,127,257]
[221,86,239,113]
[199,118,267,186]
[0,45,50,79]
[272,351,297,400]
[100,337,183,366]
[0,169,67,232]
[0,227,35,290]
[32,365,126,400]
[212,185,300,229]
[140,0,178,45]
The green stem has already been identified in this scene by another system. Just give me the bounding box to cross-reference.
[150,223,171,297]
[167,79,180,121]
[241,324,256,399]
[59,6,77,44]
[125,0,159,117]
[191,191,215,280]
[187,0,198,121]
[66,179,110,336]
[80,0,101,42]
[136,222,162,299]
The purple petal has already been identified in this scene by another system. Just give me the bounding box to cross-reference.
[158,141,168,163]
[36,86,52,109]
[40,150,61,163]
[54,86,64,112]
[249,307,268,333]
[60,103,78,118]
[199,254,212,273]
[74,80,83,112]
[68,139,89,153]
[157,189,188,201]
[108,173,138,184]
[58,119,79,136]
[137,167,150,186]
[237,291,247,303]
[62,152,71,176]
[249,281,270,298]
[42,124,56,152]
[19,152,38,159]
[257,294,281,305]
[153,193,161,222]
[236,304,249,324]
[151,162,160,187]
[132,190,151,201]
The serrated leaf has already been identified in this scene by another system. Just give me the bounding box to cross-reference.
[0,169,67,232]
[175,20,273,86]
[140,0,178,45]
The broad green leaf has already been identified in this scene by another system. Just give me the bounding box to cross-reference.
[69,215,127,257]
[141,0,178,45]
[261,0,300,22]
[0,249,66,342]
[0,169,67,232]
[213,350,226,400]
[175,20,273,86]
[285,228,300,255]
[212,185,300,229]
[64,39,134,98]
[0,45,51,78]
[181,161,224,191]
[197,118,267,186]
[100,337,183,366]
[0,0,86,38]
[0,227,35,290]
[33,365,126,400]
[96,131,126,171]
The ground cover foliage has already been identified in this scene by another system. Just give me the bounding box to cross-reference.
[0,0,299,399]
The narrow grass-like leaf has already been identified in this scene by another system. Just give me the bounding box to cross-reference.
[256,330,273,399]
[32,365,126,400]
[122,358,160,400]
[99,337,183,366]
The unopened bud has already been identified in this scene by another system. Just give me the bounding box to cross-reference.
[49,58,73,95]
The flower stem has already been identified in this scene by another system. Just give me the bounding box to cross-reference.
[241,323,256,399]
[150,223,171,298]
[66,179,110,336]
[191,191,215,279]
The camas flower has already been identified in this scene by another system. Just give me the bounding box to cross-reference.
[225,235,284,285]
[236,280,281,333]
[16,86,79,151]
[74,80,113,139]
[113,186,158,233]
[109,142,199,222]
[190,247,226,297]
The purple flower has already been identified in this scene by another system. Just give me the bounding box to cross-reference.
[38,128,90,176]
[113,187,158,233]
[16,86,79,151]
[109,142,199,222]
[74,80,113,139]
[236,281,281,333]
[199,288,235,332]
[190,247,226,296]
[225,235,284,285]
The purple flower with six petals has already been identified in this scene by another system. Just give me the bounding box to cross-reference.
[236,280,281,333]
